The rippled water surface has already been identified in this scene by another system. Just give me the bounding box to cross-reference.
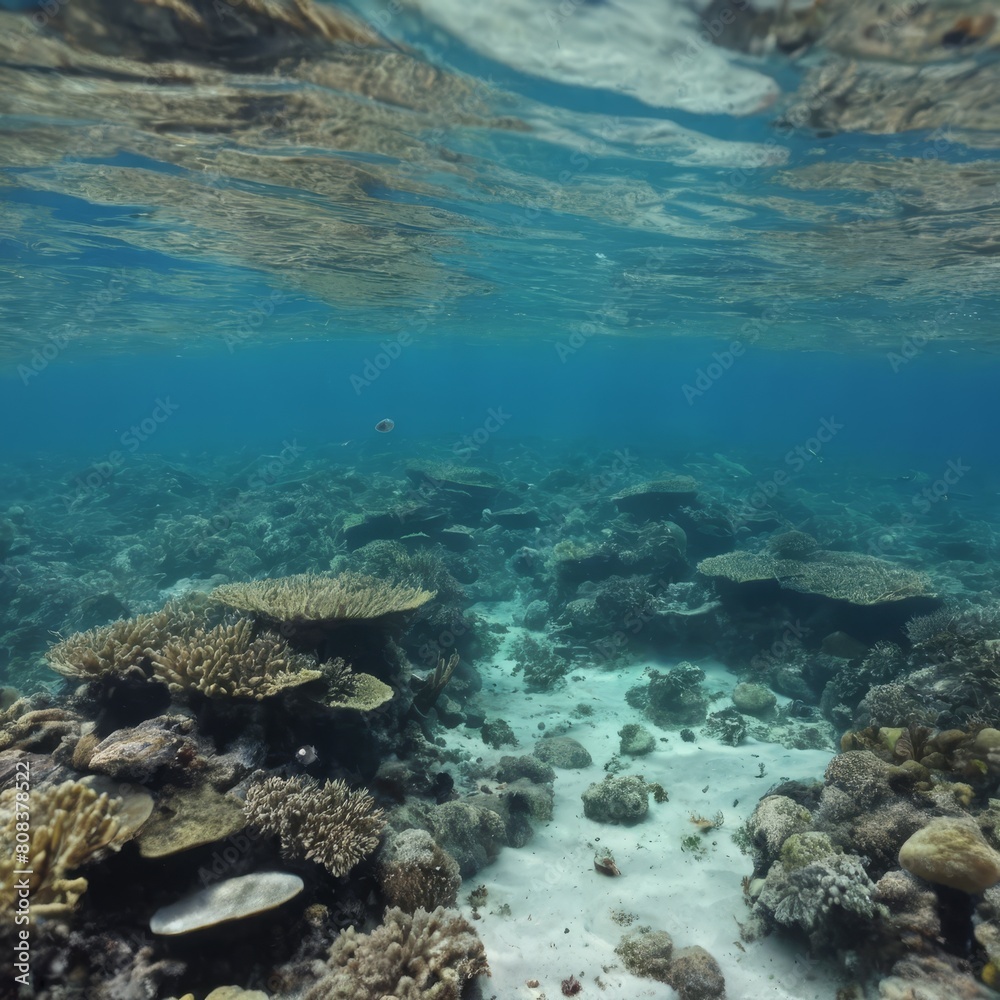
[3,0,998,363]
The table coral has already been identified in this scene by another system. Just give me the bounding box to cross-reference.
[211,572,435,625]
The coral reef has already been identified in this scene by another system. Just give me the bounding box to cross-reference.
[698,548,934,605]
[0,780,122,923]
[212,572,435,626]
[378,829,462,913]
[304,905,489,1000]
[4,394,1000,999]
[744,723,1000,995]
[582,775,651,824]
[244,775,385,877]
[46,606,194,681]
[151,620,323,698]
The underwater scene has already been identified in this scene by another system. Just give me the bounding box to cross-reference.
[4,0,1000,998]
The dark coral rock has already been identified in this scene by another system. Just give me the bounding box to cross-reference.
[495,754,555,784]
[703,707,747,746]
[481,719,518,749]
[534,736,592,769]
[667,945,726,1000]
[646,663,709,727]
[581,774,649,824]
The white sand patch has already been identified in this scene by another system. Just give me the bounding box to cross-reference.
[442,615,841,998]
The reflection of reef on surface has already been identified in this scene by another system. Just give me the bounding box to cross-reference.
[0,0,520,361]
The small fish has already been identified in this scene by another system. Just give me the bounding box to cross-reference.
[295,745,318,766]
[375,418,394,433]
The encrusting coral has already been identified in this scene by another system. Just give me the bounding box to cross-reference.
[244,775,385,877]
[211,572,435,625]
[304,905,489,1000]
[0,702,80,753]
[0,780,122,923]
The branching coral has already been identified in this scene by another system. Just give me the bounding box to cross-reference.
[244,775,385,877]
[46,605,393,708]
[905,604,1000,650]
[212,572,435,625]
[46,605,195,680]
[411,652,459,716]
[304,905,489,1000]
[151,620,323,698]
[0,780,121,923]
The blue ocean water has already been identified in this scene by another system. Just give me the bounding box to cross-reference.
[5,1,1000,998]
